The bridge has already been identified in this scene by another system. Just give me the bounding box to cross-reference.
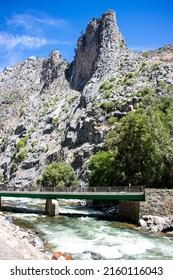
[0,186,145,223]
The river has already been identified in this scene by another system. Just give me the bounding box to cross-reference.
[2,197,173,260]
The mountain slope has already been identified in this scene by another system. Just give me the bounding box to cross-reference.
[0,10,173,189]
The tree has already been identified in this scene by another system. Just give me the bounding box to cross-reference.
[89,151,125,187]
[41,162,79,191]
[106,109,169,186]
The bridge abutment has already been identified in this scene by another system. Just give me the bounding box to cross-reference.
[118,201,140,224]
[45,199,59,216]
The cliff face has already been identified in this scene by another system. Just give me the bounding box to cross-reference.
[0,10,173,190]
[71,10,129,91]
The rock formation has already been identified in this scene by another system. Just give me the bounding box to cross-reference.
[0,10,173,189]
[71,10,129,91]
[0,212,50,259]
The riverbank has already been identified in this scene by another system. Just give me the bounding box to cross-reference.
[0,211,51,260]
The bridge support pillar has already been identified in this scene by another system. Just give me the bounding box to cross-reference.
[118,201,140,224]
[45,199,59,216]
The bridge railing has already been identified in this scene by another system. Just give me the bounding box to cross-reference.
[0,184,144,193]
[88,186,144,193]
[41,186,144,193]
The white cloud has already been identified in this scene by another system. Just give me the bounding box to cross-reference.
[0,32,75,50]
[6,13,69,33]
[0,32,47,49]
[0,12,75,70]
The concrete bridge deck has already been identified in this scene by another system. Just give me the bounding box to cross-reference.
[0,190,145,201]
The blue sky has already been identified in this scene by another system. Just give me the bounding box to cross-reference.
[0,0,173,71]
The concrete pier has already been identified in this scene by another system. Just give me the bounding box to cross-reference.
[45,199,59,216]
[118,201,140,224]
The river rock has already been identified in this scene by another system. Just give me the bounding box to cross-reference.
[139,215,173,232]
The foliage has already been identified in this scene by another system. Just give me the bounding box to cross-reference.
[125,72,135,79]
[52,117,59,125]
[107,116,118,125]
[17,136,28,149]
[157,81,166,87]
[136,87,154,98]
[100,101,115,112]
[124,80,135,86]
[100,81,114,91]
[19,108,25,117]
[89,151,125,187]
[41,162,79,190]
[107,110,168,185]
[0,173,3,182]
[120,39,125,48]
[1,137,7,144]
[68,97,73,105]
[89,96,173,187]
[17,139,25,148]
[17,149,27,161]
[109,77,116,82]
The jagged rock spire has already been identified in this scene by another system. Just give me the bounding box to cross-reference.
[71,10,128,91]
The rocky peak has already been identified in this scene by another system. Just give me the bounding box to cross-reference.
[40,50,66,92]
[71,10,129,92]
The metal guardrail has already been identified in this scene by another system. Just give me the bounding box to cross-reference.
[0,185,144,193]
[88,186,145,193]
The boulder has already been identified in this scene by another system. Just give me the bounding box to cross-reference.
[139,215,173,232]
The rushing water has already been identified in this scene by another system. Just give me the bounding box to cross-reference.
[1,197,173,260]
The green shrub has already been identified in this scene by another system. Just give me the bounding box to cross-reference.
[100,101,115,112]
[124,80,136,86]
[120,39,125,48]
[52,117,59,125]
[17,136,28,149]
[105,92,111,99]
[1,137,7,144]
[17,140,25,148]
[157,81,166,87]
[122,73,136,86]
[108,116,118,125]
[19,108,25,117]
[125,72,135,79]
[0,173,3,182]
[41,162,79,190]
[31,140,38,147]
[17,149,27,161]
[109,77,116,82]
[139,62,148,72]
[100,81,114,91]
[140,87,153,96]
[68,97,73,105]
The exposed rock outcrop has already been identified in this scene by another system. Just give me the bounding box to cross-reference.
[71,10,129,92]
[0,212,51,259]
